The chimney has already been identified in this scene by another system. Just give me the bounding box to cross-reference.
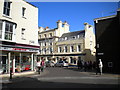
[45,26,50,30]
[63,21,70,33]
[56,20,62,29]
[39,27,44,32]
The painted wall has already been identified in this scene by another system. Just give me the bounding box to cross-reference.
[0,0,39,46]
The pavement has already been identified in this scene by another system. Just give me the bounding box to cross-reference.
[0,69,49,84]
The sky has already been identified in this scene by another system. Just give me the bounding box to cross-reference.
[28,1,119,32]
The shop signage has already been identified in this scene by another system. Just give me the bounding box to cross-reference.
[0,46,39,52]
[97,53,104,55]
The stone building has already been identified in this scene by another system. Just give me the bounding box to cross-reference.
[38,20,96,65]
[55,23,96,65]
[38,20,70,62]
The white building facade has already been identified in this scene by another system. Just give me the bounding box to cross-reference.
[0,0,39,74]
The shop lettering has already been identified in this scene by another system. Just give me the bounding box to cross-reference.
[12,48,27,51]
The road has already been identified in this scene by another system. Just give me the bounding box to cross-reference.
[1,67,119,89]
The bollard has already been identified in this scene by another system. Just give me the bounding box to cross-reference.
[9,70,12,80]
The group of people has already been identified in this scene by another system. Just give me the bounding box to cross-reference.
[36,59,45,74]
[77,59,103,75]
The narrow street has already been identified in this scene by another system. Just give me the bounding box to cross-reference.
[1,67,119,89]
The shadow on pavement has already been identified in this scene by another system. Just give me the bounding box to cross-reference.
[1,76,119,89]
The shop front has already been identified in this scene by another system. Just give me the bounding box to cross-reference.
[0,41,39,74]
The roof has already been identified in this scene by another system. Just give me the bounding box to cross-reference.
[94,15,116,21]
[61,30,85,38]
[23,0,38,8]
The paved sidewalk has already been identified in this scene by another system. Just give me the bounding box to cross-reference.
[0,69,48,84]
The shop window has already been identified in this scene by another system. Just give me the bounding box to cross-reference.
[3,0,11,16]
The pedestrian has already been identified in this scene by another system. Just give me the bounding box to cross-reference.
[98,59,103,75]
[84,61,87,72]
[77,60,81,69]
[36,60,41,74]
[41,59,45,72]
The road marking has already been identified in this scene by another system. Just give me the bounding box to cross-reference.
[37,76,118,80]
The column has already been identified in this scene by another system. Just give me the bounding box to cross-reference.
[31,53,34,71]
[13,54,15,74]
[33,55,37,71]
[8,52,11,74]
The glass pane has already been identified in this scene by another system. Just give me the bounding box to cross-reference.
[0,21,2,30]
[8,2,11,8]
[10,24,13,32]
[3,7,6,15]
[5,23,9,32]
[4,2,7,7]
[6,9,10,16]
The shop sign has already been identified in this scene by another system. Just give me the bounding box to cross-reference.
[97,53,104,55]
[0,46,39,52]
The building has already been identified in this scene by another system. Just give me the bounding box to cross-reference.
[38,20,96,65]
[0,0,39,74]
[38,20,70,62]
[55,23,96,65]
[94,9,119,73]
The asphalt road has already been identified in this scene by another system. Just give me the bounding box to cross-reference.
[1,67,119,89]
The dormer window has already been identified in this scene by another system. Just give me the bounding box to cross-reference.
[72,36,76,39]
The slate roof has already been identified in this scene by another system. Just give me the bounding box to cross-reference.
[61,30,85,38]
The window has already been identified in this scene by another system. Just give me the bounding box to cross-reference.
[3,0,11,16]
[49,33,52,37]
[49,47,53,54]
[65,37,67,40]
[39,35,41,39]
[70,57,74,63]
[97,44,99,48]
[21,28,25,40]
[4,22,13,40]
[58,47,62,53]
[64,46,67,52]
[70,46,74,52]
[44,34,46,38]
[0,21,3,39]
[72,36,76,39]
[22,7,26,17]
[77,45,81,52]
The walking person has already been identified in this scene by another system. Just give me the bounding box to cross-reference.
[98,59,103,75]
[36,60,41,74]
[41,59,45,72]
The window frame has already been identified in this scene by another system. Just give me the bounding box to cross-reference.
[3,0,11,16]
